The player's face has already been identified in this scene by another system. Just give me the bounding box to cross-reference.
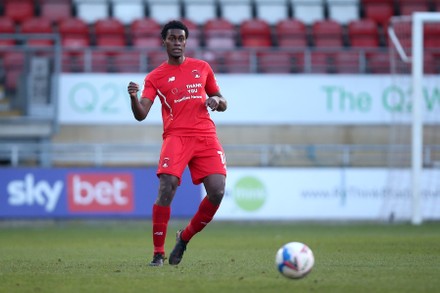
[164,29,187,59]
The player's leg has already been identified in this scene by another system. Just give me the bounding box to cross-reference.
[150,136,189,266]
[168,174,225,265]
[182,174,225,240]
[169,136,227,265]
[150,174,179,266]
[181,174,225,239]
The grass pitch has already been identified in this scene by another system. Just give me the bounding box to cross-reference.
[0,220,439,293]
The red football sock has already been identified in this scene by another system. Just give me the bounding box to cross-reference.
[181,196,219,242]
[152,204,171,254]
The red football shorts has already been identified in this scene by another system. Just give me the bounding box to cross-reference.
[157,135,227,185]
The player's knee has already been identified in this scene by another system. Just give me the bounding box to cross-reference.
[157,175,178,205]
[207,187,224,205]
[203,174,225,205]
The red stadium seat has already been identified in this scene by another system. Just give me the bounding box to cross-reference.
[2,52,25,70]
[348,19,380,48]
[203,18,237,49]
[147,50,167,72]
[362,0,394,26]
[258,51,293,73]
[2,52,25,90]
[290,52,305,73]
[112,51,145,73]
[312,20,344,48]
[130,18,162,48]
[58,17,89,38]
[61,37,90,49]
[20,17,54,47]
[275,19,307,48]
[199,50,226,73]
[181,18,201,49]
[62,52,85,72]
[5,70,23,91]
[90,51,111,72]
[58,17,90,56]
[93,18,126,49]
[310,51,332,73]
[97,37,126,47]
[367,49,433,74]
[203,18,236,37]
[382,52,436,74]
[0,17,16,48]
[423,53,436,74]
[386,21,411,49]
[387,21,440,55]
[397,0,429,16]
[4,0,34,24]
[366,51,390,73]
[205,37,236,49]
[424,23,440,50]
[433,54,440,74]
[239,19,272,48]
[333,50,362,73]
[223,50,252,73]
[39,0,72,24]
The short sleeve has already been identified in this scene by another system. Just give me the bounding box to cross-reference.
[204,64,220,96]
[141,75,157,102]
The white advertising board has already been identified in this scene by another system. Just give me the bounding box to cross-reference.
[58,74,440,125]
[217,168,440,221]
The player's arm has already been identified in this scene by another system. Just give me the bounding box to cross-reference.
[204,63,227,112]
[206,92,227,112]
[128,81,153,121]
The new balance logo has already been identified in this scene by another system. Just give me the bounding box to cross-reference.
[168,76,175,82]
[154,232,164,236]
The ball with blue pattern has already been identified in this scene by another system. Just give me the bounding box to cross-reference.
[275,241,314,279]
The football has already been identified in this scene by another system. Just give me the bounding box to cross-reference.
[275,242,314,279]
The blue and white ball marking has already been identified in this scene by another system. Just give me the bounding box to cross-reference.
[275,242,314,279]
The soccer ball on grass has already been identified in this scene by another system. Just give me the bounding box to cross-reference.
[275,241,314,279]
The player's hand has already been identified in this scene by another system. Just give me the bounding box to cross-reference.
[127,81,139,98]
[205,96,220,111]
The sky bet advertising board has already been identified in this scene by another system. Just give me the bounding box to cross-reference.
[0,168,200,219]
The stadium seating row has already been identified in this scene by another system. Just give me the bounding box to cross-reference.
[1,0,440,91]
[1,0,440,27]
[0,17,372,49]
[1,46,439,88]
[2,16,440,50]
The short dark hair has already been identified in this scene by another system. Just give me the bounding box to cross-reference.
[161,20,189,40]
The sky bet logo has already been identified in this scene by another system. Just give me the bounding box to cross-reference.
[7,174,63,212]
[68,173,134,213]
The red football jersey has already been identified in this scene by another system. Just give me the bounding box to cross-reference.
[141,57,220,138]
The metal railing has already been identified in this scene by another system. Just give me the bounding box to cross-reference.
[60,46,383,74]
[1,142,440,168]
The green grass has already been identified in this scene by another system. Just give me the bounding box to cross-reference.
[0,221,439,293]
